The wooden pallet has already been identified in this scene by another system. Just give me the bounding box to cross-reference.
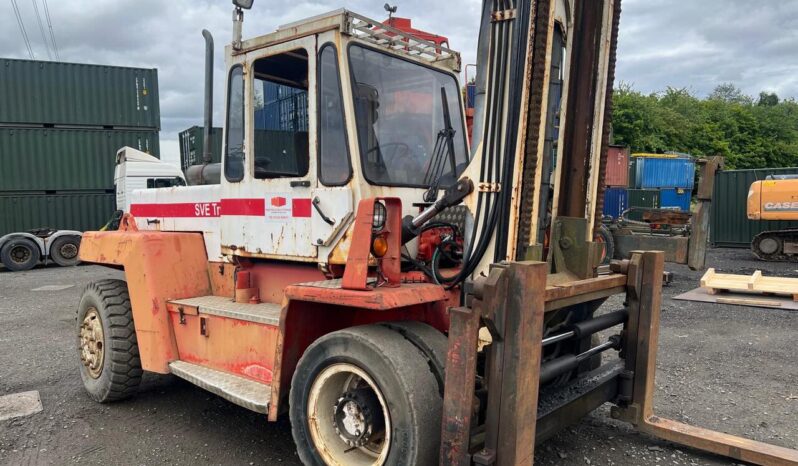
[700,268,798,301]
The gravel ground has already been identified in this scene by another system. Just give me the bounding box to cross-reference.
[0,248,796,465]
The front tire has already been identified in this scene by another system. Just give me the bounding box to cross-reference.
[290,324,443,466]
[77,279,142,402]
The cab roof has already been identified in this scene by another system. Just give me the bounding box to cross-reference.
[235,9,461,72]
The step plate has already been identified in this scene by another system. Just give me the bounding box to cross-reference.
[169,360,270,414]
[169,295,281,325]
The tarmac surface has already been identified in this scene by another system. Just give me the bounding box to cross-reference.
[0,248,796,465]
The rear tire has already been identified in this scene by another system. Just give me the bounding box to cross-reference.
[50,235,81,267]
[77,279,142,402]
[1,237,40,271]
[290,324,442,466]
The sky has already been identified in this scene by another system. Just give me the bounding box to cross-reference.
[2,0,797,166]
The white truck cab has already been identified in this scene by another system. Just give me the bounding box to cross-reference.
[114,147,186,212]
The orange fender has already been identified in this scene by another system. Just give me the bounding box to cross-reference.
[80,229,212,373]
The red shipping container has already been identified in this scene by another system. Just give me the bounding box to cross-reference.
[604,145,629,187]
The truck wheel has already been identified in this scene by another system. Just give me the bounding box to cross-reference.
[77,279,142,402]
[1,237,41,271]
[290,325,442,466]
[50,235,81,267]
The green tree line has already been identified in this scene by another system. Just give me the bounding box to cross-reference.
[611,83,798,169]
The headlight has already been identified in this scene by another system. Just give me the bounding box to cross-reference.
[372,202,387,231]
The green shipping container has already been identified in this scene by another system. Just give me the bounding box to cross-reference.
[626,189,660,221]
[0,128,159,192]
[711,168,798,248]
[0,58,160,129]
[0,193,115,236]
[179,126,223,171]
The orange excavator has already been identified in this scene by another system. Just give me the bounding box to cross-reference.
[748,175,798,261]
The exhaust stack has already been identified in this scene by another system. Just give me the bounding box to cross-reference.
[201,29,214,165]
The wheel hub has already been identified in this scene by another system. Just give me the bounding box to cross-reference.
[79,308,104,378]
[10,246,30,264]
[60,243,78,259]
[333,388,384,448]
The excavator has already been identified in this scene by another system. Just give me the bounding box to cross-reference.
[748,176,798,261]
[74,1,798,464]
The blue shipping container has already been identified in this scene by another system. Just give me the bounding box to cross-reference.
[634,157,695,189]
[603,187,628,219]
[659,188,691,211]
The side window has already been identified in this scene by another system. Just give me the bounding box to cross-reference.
[318,44,351,185]
[147,177,186,189]
[253,49,309,179]
[224,65,245,182]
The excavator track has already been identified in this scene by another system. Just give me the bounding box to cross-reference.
[751,229,798,262]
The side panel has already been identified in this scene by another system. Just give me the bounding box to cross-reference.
[79,231,212,373]
[166,309,279,384]
[758,179,798,221]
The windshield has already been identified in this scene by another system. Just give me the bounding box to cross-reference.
[348,44,468,188]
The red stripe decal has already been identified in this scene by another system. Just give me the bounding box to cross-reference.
[220,198,265,216]
[292,198,312,218]
[129,198,312,218]
[130,202,220,218]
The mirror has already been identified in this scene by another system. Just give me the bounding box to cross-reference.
[233,0,253,9]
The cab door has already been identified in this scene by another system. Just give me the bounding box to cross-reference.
[220,35,318,259]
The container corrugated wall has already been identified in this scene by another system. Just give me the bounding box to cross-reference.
[603,187,628,218]
[604,146,629,187]
[711,168,798,247]
[0,193,115,236]
[634,157,696,189]
[660,188,691,211]
[0,128,159,192]
[0,58,159,129]
[178,126,223,171]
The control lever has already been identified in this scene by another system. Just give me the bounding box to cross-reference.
[402,177,474,244]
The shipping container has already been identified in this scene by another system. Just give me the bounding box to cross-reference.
[711,167,798,247]
[628,156,637,188]
[0,58,160,129]
[0,193,115,236]
[604,145,629,187]
[626,189,660,221]
[179,126,223,171]
[633,156,695,189]
[602,187,628,218]
[0,127,159,192]
[659,188,691,211]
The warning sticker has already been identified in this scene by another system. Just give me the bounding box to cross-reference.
[265,194,293,222]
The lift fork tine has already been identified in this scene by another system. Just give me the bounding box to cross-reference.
[613,251,798,466]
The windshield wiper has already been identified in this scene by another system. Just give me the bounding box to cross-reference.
[422,87,458,202]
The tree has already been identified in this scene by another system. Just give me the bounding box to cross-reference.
[611,83,798,169]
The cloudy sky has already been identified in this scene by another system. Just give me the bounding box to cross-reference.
[2,0,797,165]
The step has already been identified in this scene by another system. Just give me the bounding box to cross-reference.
[169,360,270,414]
[169,295,282,325]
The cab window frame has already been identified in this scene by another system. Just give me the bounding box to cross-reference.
[345,42,469,189]
[224,64,246,183]
[317,42,353,187]
[251,49,310,180]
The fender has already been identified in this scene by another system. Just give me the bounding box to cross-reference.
[79,217,211,373]
[0,232,46,257]
[42,230,83,257]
